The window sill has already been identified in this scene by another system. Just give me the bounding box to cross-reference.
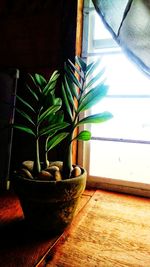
[87,176,150,198]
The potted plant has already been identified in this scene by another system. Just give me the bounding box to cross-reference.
[12,56,113,234]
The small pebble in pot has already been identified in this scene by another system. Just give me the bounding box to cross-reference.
[38,170,54,181]
[18,168,33,179]
[71,166,81,177]
[54,170,62,181]
[21,161,34,172]
[49,161,63,171]
[46,165,59,174]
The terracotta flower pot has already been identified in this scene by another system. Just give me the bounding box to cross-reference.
[12,166,87,234]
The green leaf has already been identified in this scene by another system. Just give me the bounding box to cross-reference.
[42,91,56,109]
[43,70,59,95]
[64,75,76,110]
[39,122,69,137]
[65,63,82,89]
[77,84,108,113]
[68,59,84,80]
[75,56,87,72]
[29,74,42,94]
[47,132,69,151]
[16,108,35,126]
[35,73,47,87]
[53,97,62,106]
[17,95,35,113]
[77,112,113,126]
[49,70,60,82]
[62,82,73,120]
[43,81,57,96]
[38,103,62,125]
[46,110,64,124]
[13,125,35,136]
[86,60,100,77]
[74,130,91,141]
[26,84,39,101]
[29,74,38,87]
[85,68,106,89]
[54,110,64,123]
[64,74,78,99]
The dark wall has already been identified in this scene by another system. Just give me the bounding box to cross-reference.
[0,0,77,69]
[0,0,78,186]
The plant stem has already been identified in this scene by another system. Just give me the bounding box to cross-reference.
[63,134,73,179]
[43,137,49,169]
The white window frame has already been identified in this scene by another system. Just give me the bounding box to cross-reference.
[78,0,150,197]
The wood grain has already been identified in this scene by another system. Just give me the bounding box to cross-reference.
[45,190,150,267]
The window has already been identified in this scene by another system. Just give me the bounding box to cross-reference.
[79,0,150,196]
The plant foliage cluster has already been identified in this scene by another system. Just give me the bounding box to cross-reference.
[14,57,113,179]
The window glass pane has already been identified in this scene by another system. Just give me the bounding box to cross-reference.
[94,13,112,40]
[87,10,118,53]
[91,98,150,141]
[89,140,150,184]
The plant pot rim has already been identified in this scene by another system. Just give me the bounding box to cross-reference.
[13,165,87,184]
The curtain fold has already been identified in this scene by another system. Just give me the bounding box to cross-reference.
[92,0,150,76]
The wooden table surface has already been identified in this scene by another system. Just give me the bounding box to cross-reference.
[1,189,150,267]
[0,190,93,267]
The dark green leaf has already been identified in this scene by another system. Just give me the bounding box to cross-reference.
[16,108,35,126]
[47,132,69,151]
[29,74,38,87]
[26,84,39,101]
[65,63,82,89]
[38,103,62,125]
[43,70,59,95]
[39,122,69,137]
[42,92,54,108]
[64,75,76,110]
[17,95,35,113]
[62,82,72,120]
[77,112,113,126]
[43,81,57,96]
[64,74,78,99]
[77,84,108,113]
[55,110,64,123]
[46,110,64,124]
[13,125,35,136]
[29,74,42,94]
